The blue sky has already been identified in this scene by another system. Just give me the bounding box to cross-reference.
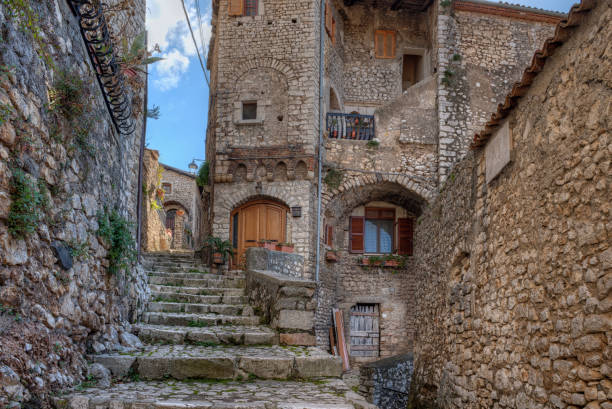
[145,0,577,172]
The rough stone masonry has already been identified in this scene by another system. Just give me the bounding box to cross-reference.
[411,1,611,408]
[0,0,147,406]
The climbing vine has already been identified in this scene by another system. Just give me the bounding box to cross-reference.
[7,168,48,238]
[97,208,136,276]
[324,168,344,190]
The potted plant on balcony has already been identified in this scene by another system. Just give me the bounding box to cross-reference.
[276,242,295,253]
[206,236,234,265]
[258,240,276,250]
[326,249,338,262]
[361,255,383,266]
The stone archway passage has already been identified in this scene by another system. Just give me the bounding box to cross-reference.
[231,200,288,264]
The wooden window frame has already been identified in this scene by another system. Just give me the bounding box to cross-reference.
[374,30,397,59]
[364,207,395,254]
[244,0,258,16]
[161,183,172,194]
[349,216,365,254]
[228,0,258,17]
[397,217,414,256]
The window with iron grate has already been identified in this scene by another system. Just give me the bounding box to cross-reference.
[244,0,258,16]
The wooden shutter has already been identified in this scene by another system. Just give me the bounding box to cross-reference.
[325,2,333,36]
[375,30,396,59]
[326,225,333,247]
[228,0,244,16]
[350,216,364,253]
[398,218,414,256]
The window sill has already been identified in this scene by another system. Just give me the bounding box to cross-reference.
[235,119,264,126]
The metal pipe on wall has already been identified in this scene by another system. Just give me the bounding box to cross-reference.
[315,0,325,283]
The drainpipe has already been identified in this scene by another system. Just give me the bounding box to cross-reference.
[315,0,325,283]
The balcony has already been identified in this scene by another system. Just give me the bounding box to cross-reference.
[326,112,375,141]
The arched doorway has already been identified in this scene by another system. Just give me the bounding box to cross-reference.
[164,203,190,249]
[230,199,289,264]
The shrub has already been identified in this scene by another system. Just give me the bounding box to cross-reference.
[196,161,209,187]
[324,168,344,190]
[7,168,47,238]
[97,208,136,275]
[49,71,86,121]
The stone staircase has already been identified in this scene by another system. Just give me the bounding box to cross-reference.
[53,251,375,409]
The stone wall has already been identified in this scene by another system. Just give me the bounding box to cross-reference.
[246,247,305,279]
[245,255,317,346]
[412,2,611,408]
[436,1,559,183]
[141,150,170,252]
[0,0,147,405]
[360,353,414,409]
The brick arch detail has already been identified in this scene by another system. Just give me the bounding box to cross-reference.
[218,188,296,214]
[164,201,190,217]
[228,58,299,90]
[321,173,433,211]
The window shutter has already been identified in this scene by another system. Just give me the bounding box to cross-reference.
[398,218,414,256]
[375,30,396,59]
[375,31,384,58]
[350,217,365,253]
[326,225,333,247]
[325,2,333,36]
[228,0,244,16]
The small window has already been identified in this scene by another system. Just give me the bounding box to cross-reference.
[374,30,396,59]
[244,0,258,16]
[242,102,257,120]
[162,183,172,194]
[365,207,395,254]
[228,0,258,16]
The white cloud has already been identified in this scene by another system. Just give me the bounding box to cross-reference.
[146,0,211,91]
[153,49,190,91]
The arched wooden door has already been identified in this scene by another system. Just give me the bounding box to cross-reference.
[231,200,288,264]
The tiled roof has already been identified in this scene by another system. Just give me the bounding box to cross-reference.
[454,0,565,24]
[471,0,596,149]
[160,163,197,179]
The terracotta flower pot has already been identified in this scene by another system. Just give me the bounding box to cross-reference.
[384,260,399,267]
[276,245,294,253]
[177,209,185,217]
[326,251,338,262]
[212,252,224,264]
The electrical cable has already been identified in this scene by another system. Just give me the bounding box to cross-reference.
[180,0,210,87]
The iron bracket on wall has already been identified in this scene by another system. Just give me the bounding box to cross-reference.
[67,0,136,135]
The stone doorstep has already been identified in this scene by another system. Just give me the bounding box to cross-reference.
[152,291,247,305]
[151,284,245,297]
[147,302,252,316]
[93,346,342,380]
[143,312,260,327]
[149,277,246,289]
[51,378,366,409]
[135,324,278,346]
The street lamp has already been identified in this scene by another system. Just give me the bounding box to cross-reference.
[188,158,205,173]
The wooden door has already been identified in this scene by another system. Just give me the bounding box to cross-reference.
[231,200,287,264]
[349,304,380,358]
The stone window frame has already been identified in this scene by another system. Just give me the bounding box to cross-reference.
[234,94,269,125]
[162,183,172,194]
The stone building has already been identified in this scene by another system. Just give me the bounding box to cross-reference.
[160,163,206,250]
[205,0,564,365]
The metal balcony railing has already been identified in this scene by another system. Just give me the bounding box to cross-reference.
[326,113,375,141]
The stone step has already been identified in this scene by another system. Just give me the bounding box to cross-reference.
[150,284,245,297]
[147,302,254,316]
[149,276,246,289]
[152,291,247,305]
[144,264,210,273]
[135,324,277,345]
[52,378,373,409]
[143,312,260,327]
[92,345,343,381]
[148,271,245,280]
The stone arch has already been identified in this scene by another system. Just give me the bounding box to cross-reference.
[163,201,191,250]
[164,200,189,217]
[274,161,288,182]
[295,160,308,180]
[233,163,247,183]
[228,58,299,90]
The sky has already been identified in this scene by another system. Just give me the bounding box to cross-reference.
[144,0,577,172]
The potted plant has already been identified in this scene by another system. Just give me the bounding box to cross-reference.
[155,188,165,200]
[276,242,295,253]
[326,249,338,262]
[362,256,382,266]
[176,209,185,217]
[206,236,235,265]
[258,240,276,250]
